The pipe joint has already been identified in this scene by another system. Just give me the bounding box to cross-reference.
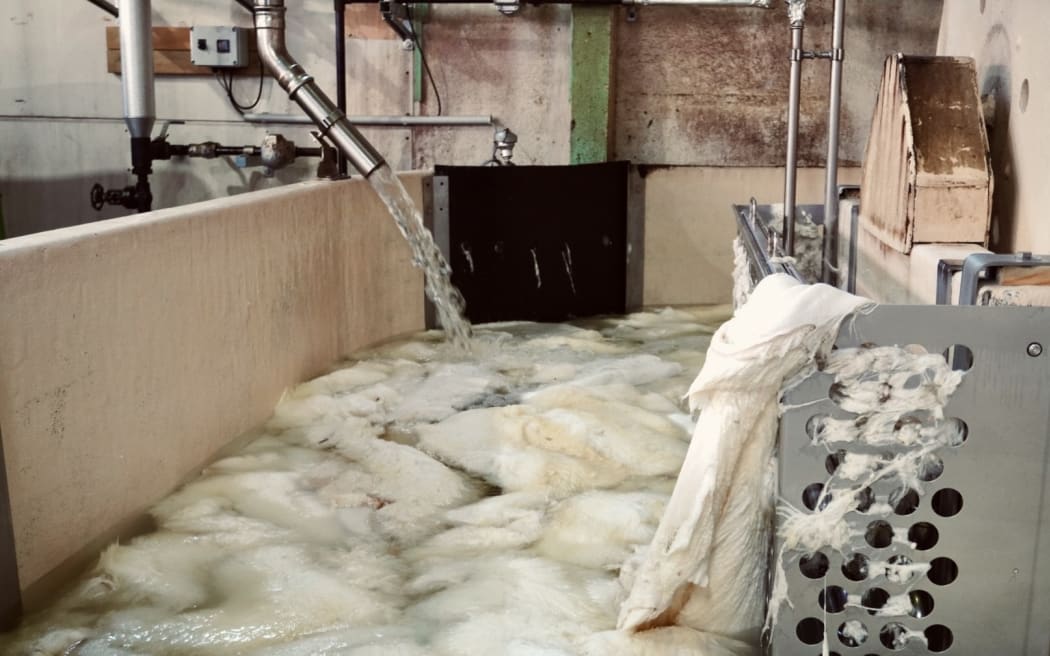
[253,0,385,177]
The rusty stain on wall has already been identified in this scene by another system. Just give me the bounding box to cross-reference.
[613,0,943,166]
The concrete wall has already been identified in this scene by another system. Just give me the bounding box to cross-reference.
[0,174,425,605]
[640,166,860,306]
[614,0,942,166]
[1,0,940,238]
[937,0,1050,254]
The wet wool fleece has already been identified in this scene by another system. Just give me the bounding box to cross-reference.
[6,277,871,656]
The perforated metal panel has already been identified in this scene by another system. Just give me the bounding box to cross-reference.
[769,304,1050,656]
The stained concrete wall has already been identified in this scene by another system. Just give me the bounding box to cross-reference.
[614,0,943,166]
[937,0,1050,254]
[0,174,425,604]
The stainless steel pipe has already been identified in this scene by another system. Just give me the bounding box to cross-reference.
[253,0,384,177]
[621,0,770,5]
[821,0,845,283]
[782,3,805,257]
[241,112,494,127]
[119,0,156,140]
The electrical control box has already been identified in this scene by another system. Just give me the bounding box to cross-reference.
[189,26,249,68]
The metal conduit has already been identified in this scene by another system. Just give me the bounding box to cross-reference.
[821,0,845,283]
[782,0,805,257]
[342,0,771,5]
[86,0,119,17]
[242,112,494,126]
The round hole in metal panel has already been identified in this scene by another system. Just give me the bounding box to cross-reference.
[861,587,889,614]
[842,553,870,581]
[928,557,959,585]
[917,453,945,482]
[802,482,831,511]
[806,414,829,442]
[943,344,974,371]
[819,585,848,613]
[909,522,939,550]
[796,617,825,645]
[908,589,935,618]
[932,488,964,517]
[826,449,846,475]
[855,486,875,513]
[889,487,920,515]
[886,554,920,584]
[800,551,830,579]
[838,620,869,647]
[879,622,910,650]
[829,381,849,406]
[865,520,894,548]
[925,624,954,652]
[939,417,968,447]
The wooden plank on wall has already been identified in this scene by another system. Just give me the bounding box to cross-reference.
[570,6,615,164]
[107,49,262,76]
[346,4,398,40]
[105,26,259,76]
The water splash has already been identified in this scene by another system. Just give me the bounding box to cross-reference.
[368,165,472,350]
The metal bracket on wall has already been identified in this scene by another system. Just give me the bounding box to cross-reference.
[379,0,415,48]
[936,252,1050,305]
[421,175,451,329]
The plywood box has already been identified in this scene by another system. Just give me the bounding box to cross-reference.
[860,55,992,254]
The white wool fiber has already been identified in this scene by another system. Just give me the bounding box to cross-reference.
[618,274,870,643]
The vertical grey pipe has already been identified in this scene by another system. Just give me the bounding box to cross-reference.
[821,0,845,284]
[334,0,349,177]
[783,9,804,257]
[254,0,384,177]
[119,0,155,140]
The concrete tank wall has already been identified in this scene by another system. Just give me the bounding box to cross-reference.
[0,174,425,608]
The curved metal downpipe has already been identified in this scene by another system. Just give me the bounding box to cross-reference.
[253,0,385,177]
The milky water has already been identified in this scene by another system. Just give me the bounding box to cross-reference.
[1,307,760,656]
[368,165,472,350]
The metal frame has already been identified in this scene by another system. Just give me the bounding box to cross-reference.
[771,303,1050,655]
[935,252,1050,305]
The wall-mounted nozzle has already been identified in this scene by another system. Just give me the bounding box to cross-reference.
[253,0,385,177]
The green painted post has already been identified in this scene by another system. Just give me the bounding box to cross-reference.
[570,5,614,164]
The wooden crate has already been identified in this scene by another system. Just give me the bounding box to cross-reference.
[859,55,992,254]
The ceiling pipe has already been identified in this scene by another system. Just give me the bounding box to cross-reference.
[253,0,385,177]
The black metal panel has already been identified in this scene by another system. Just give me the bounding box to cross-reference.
[434,162,629,324]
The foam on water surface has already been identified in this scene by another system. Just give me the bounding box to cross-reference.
[4,306,758,656]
